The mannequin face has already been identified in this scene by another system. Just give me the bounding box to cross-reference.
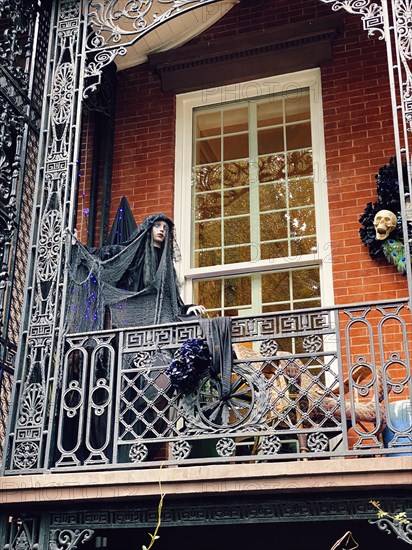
[152,220,168,248]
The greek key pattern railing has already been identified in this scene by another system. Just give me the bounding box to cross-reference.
[35,300,411,472]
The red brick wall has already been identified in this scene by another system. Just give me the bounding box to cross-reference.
[320,15,405,304]
[111,67,176,224]
[109,0,408,305]
[77,112,95,243]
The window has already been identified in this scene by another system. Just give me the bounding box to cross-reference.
[175,70,333,317]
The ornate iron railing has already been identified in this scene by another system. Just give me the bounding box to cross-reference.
[0,341,15,461]
[38,298,411,472]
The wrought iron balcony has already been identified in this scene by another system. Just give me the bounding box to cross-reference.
[25,299,412,471]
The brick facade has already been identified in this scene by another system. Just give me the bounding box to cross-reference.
[108,0,407,305]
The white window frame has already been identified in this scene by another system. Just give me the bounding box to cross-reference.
[174,68,334,309]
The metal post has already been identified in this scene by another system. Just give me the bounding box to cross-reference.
[381,0,412,311]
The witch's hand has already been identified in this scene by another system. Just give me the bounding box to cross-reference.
[186,305,206,316]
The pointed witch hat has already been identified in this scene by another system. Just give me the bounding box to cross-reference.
[107,196,137,245]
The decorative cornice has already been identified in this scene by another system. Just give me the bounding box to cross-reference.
[45,493,412,529]
[149,15,342,92]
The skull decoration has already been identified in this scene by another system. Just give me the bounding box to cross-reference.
[373,209,397,240]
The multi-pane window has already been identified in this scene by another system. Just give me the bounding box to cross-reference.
[175,71,333,317]
[193,90,315,269]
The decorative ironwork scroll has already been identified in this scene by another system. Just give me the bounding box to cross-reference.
[83,0,222,95]
[0,98,23,334]
[5,1,87,473]
[0,0,47,460]
[49,528,94,550]
[0,0,38,346]
[318,0,384,36]
[370,500,412,545]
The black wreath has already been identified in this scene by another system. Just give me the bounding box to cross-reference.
[166,338,211,394]
[359,158,411,272]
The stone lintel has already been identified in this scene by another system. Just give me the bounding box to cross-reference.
[0,457,410,506]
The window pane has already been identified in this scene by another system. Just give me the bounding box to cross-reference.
[195,165,221,192]
[223,160,249,188]
[258,127,284,155]
[257,99,283,127]
[287,150,313,177]
[224,133,249,161]
[294,299,321,310]
[259,182,287,211]
[224,188,250,216]
[194,279,222,309]
[196,138,221,163]
[196,111,221,138]
[195,220,221,249]
[224,217,250,246]
[289,207,316,238]
[292,268,320,300]
[260,211,287,241]
[262,303,290,313]
[289,178,314,207]
[262,271,290,303]
[286,121,311,150]
[261,241,288,260]
[224,277,251,307]
[223,107,248,133]
[194,249,222,268]
[259,155,285,183]
[224,245,251,264]
[291,236,317,256]
[285,90,310,122]
[195,192,221,220]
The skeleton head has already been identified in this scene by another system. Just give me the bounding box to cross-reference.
[373,209,397,240]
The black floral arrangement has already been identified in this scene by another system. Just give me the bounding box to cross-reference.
[359,157,411,273]
[166,338,211,394]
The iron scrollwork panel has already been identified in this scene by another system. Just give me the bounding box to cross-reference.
[7,1,87,473]
[343,303,412,451]
[1,516,40,550]
[0,0,47,461]
[55,333,117,467]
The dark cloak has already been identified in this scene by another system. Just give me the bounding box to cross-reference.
[66,213,189,333]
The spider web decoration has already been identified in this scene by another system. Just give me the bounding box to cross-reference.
[359,158,412,271]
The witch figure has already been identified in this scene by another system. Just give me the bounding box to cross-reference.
[66,212,203,332]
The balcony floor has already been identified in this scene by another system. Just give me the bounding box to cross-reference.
[0,456,410,505]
